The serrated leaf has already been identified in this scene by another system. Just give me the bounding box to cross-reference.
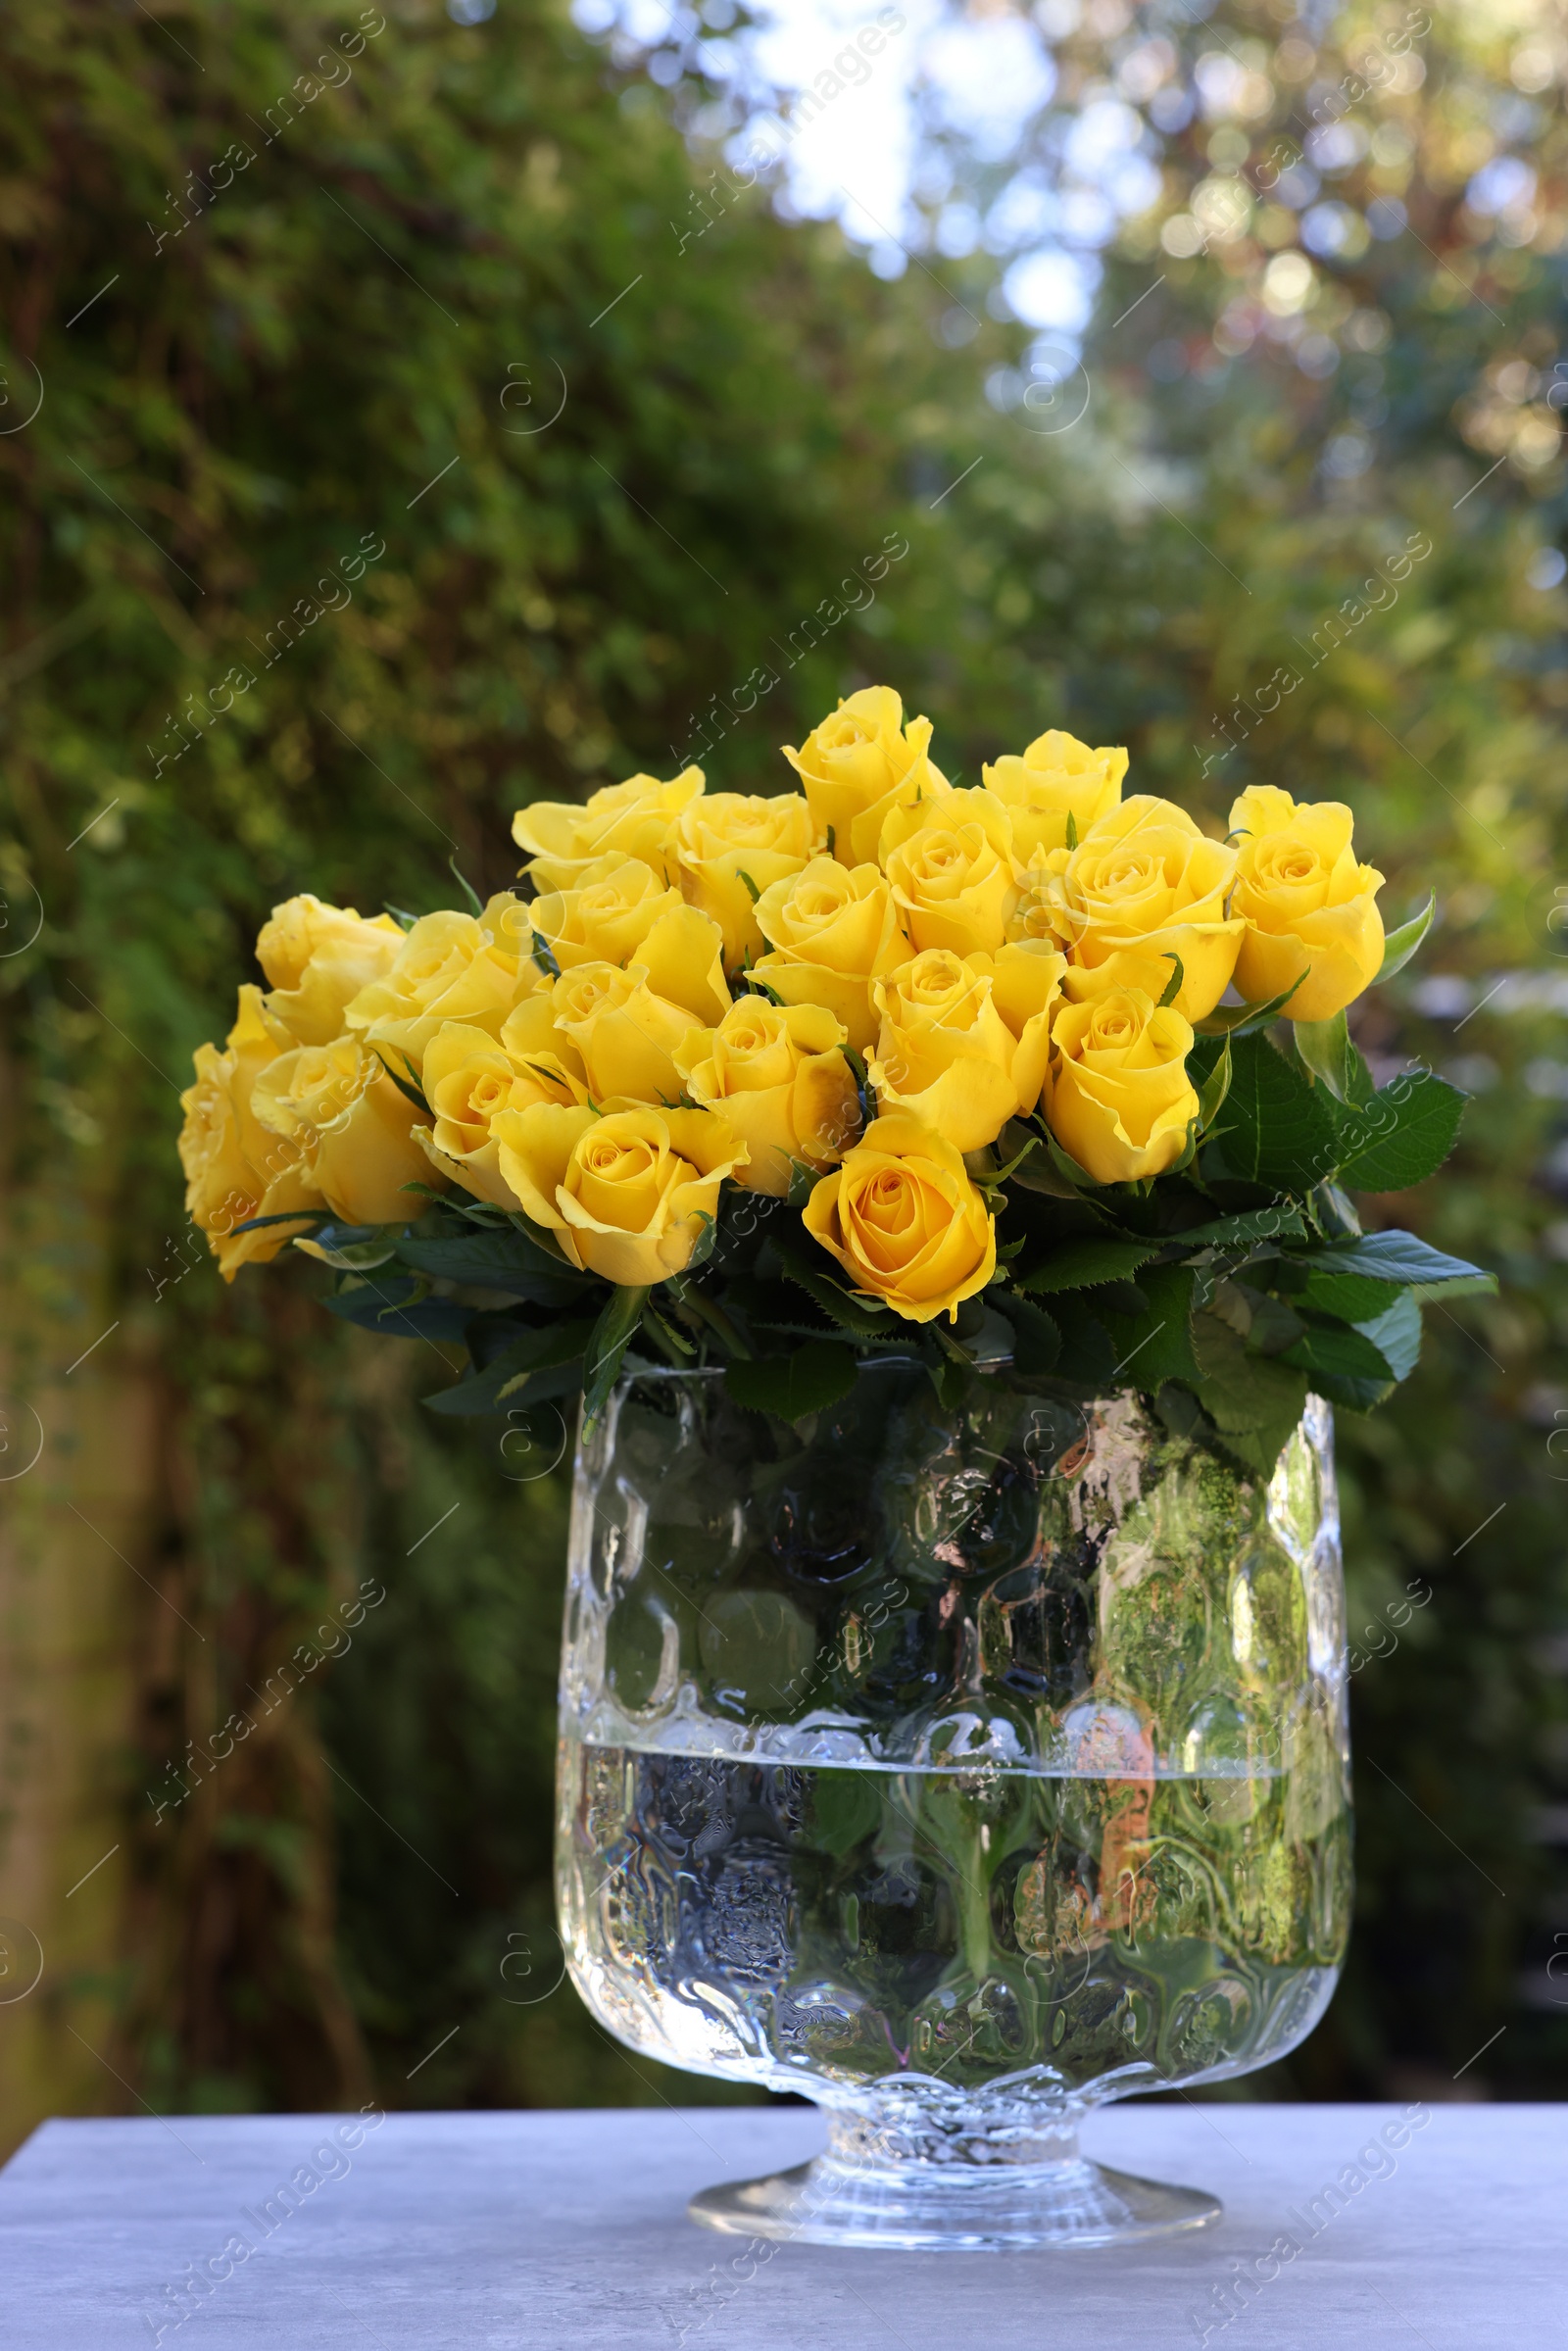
[1334,1071,1466,1193]
[773,1235,896,1340]
[725,1340,858,1423]
[1190,1309,1309,1471]
[1355,1290,1423,1382]
[1281,1318,1395,1384]
[1375,892,1436,987]
[1017,1236,1159,1294]
[987,1288,1060,1374]
[1296,1268,1401,1321]
[1050,1296,1119,1388]
[1099,1262,1200,1388]
[1171,1206,1307,1252]
[1207,1030,1341,1196]
[1298,1230,1494,1290]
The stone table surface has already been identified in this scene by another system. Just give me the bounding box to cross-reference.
[1,2100,1560,2349]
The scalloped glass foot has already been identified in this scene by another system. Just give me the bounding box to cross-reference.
[688,2131,1221,2251]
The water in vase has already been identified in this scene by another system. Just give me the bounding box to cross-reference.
[561,1735,1349,2106]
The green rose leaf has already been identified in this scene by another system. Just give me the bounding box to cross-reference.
[1017,1236,1160,1293]
[581,1286,654,1424]
[1333,1071,1467,1194]
[1099,1261,1201,1389]
[1373,892,1437,987]
[1296,1230,1495,1292]
[1205,1030,1341,1195]
[725,1339,858,1424]
[423,1314,598,1415]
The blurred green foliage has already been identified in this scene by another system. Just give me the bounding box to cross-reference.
[1,0,1564,2123]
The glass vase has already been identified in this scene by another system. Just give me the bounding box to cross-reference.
[555,1361,1350,2251]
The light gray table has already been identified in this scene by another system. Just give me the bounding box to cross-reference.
[1,2100,1558,2347]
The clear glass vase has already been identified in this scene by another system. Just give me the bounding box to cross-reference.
[556,1362,1350,2250]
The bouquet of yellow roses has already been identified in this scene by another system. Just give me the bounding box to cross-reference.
[178,684,1491,1458]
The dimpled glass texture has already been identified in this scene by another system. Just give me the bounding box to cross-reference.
[556,1363,1350,2249]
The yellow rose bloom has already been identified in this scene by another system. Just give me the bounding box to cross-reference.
[782,685,949,866]
[803,1110,996,1324]
[982,730,1127,864]
[528,855,682,972]
[346,894,541,1070]
[625,904,732,1026]
[881,786,1017,957]
[252,1032,437,1226]
[1045,965,1199,1185]
[1003,852,1075,950]
[512,766,703,891]
[1228,786,1386,1022]
[676,998,861,1196]
[751,857,907,1053]
[675,790,820,967]
[493,1101,746,1286]
[868,944,1064,1152]
[414,1008,586,1209]
[178,987,319,1278]
[256,895,406,1047]
[1060,796,1244,1021]
[552,961,710,1106]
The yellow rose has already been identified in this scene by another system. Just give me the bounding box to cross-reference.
[803,1111,996,1324]
[868,944,1064,1152]
[346,894,541,1069]
[414,1007,586,1209]
[1228,786,1386,1022]
[512,766,704,890]
[676,998,860,1196]
[1045,963,1199,1184]
[1060,796,1244,1021]
[675,790,820,966]
[881,786,1016,957]
[1003,852,1074,949]
[751,857,906,1053]
[529,855,683,972]
[256,895,406,1047]
[782,686,948,866]
[982,730,1127,864]
[553,961,708,1107]
[624,904,732,1027]
[178,987,320,1278]
[252,1033,437,1226]
[493,1101,746,1286]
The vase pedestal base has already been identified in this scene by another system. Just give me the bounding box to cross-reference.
[688,2136,1222,2252]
